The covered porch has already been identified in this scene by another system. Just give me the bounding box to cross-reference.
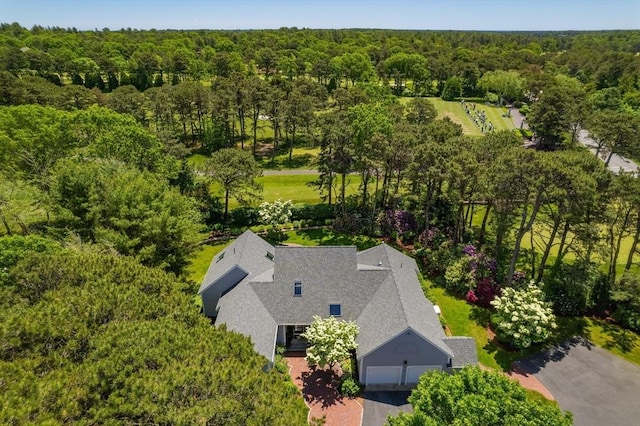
[277,324,310,352]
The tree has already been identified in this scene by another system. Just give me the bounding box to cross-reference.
[490,283,557,350]
[440,76,463,101]
[0,252,309,424]
[588,110,640,167]
[301,315,359,369]
[204,148,262,216]
[477,70,525,105]
[50,159,202,274]
[387,367,572,426]
[528,84,572,151]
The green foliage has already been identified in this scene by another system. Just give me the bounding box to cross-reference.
[50,158,202,274]
[444,256,474,294]
[339,376,361,397]
[545,261,609,316]
[387,367,572,426]
[0,251,308,425]
[302,315,359,369]
[205,148,263,216]
[611,273,640,332]
[491,283,557,349]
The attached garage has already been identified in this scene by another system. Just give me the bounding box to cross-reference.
[404,365,442,384]
[366,366,403,385]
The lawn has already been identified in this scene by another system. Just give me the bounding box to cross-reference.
[186,241,228,284]
[283,228,379,250]
[208,174,363,208]
[256,145,319,170]
[425,280,640,371]
[400,97,516,136]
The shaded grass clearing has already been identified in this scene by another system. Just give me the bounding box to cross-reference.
[466,204,638,267]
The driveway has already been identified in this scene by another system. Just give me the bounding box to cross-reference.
[285,353,363,426]
[518,337,640,426]
[362,391,411,426]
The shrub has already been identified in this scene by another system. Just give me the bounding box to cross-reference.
[545,261,608,316]
[444,257,474,294]
[490,283,557,349]
[339,377,361,397]
[229,206,259,226]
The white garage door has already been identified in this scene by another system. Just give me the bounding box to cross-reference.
[366,366,403,385]
[404,365,442,384]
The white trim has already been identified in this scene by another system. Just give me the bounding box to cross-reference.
[365,366,403,385]
[404,365,442,384]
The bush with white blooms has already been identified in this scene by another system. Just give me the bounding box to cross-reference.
[490,282,557,349]
[258,198,293,228]
[302,315,359,369]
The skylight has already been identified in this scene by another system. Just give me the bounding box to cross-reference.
[266,251,274,261]
[294,281,302,296]
[215,252,225,263]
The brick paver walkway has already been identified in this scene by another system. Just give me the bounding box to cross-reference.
[286,353,363,426]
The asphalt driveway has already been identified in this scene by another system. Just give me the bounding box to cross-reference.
[518,337,640,426]
[362,391,411,426]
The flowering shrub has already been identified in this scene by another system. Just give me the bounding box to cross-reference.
[444,244,501,307]
[378,210,417,242]
[302,316,359,369]
[490,283,557,349]
[258,198,293,227]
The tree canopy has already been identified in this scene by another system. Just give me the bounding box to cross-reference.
[387,367,572,426]
[0,251,308,425]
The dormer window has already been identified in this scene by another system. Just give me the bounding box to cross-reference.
[329,304,341,316]
[294,281,302,296]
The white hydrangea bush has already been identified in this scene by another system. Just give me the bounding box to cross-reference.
[490,282,557,349]
[302,315,359,369]
[258,198,293,227]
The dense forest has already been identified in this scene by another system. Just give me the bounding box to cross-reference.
[1,23,640,422]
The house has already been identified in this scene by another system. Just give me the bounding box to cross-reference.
[198,230,477,388]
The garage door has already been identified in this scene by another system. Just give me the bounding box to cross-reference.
[404,365,442,384]
[366,366,403,385]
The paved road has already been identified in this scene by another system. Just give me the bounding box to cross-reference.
[262,169,318,176]
[362,391,411,426]
[518,337,640,426]
[576,129,639,175]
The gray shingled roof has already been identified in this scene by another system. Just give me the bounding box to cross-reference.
[251,246,387,324]
[198,230,275,295]
[216,279,277,361]
[203,232,471,365]
[443,337,478,367]
[356,244,453,359]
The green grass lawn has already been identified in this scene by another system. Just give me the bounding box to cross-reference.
[426,280,640,371]
[283,228,379,250]
[400,97,516,136]
[208,174,363,208]
[256,146,320,170]
[185,241,228,284]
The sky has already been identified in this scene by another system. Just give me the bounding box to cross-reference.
[1,0,639,31]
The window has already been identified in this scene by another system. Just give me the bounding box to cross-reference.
[266,251,274,261]
[293,281,302,296]
[215,252,225,263]
[329,304,341,316]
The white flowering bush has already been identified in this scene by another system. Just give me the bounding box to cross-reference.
[301,315,359,369]
[490,282,557,350]
[258,198,293,228]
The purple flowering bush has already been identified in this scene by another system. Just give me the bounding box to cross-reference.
[378,210,418,243]
[446,244,503,307]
